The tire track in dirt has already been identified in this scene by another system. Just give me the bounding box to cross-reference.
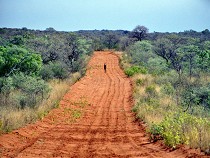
[0,51,208,158]
[77,54,117,157]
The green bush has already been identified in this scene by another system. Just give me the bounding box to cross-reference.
[127,41,154,65]
[159,112,210,149]
[149,123,163,142]
[20,77,49,108]
[155,70,178,86]
[39,64,54,80]
[50,62,69,79]
[160,114,183,148]
[11,73,50,108]
[124,66,147,77]
[124,67,136,76]
[147,57,168,75]
[0,77,14,105]
[39,62,69,80]
[181,84,210,108]
[0,46,42,77]
[12,72,26,89]
[0,77,14,94]
[10,35,24,45]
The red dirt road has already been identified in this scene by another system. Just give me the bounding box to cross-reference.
[0,51,208,157]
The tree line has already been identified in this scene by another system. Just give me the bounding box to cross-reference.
[119,26,210,153]
[0,27,93,109]
[0,25,209,110]
[0,26,209,148]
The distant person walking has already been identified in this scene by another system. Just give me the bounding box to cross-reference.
[104,63,107,73]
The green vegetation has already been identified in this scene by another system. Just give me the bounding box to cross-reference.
[120,27,210,154]
[62,97,88,124]
[0,26,210,154]
[160,112,210,150]
[72,109,82,120]
[0,28,93,133]
[125,66,146,76]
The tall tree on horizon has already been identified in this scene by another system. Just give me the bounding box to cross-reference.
[130,25,149,41]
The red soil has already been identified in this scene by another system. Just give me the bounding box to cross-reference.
[0,51,208,158]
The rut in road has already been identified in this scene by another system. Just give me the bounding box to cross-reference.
[0,51,207,158]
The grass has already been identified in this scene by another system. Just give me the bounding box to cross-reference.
[132,73,210,153]
[61,97,89,124]
[0,107,37,133]
[69,96,89,108]
[72,109,82,119]
[120,55,210,154]
[0,72,81,133]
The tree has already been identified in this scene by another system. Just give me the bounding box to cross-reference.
[119,36,134,51]
[67,33,80,66]
[197,41,210,79]
[0,46,42,77]
[103,33,119,49]
[12,73,50,108]
[128,40,153,65]
[178,45,199,80]
[45,27,56,32]
[153,38,174,63]
[147,57,168,75]
[67,33,93,71]
[153,37,187,80]
[201,29,210,35]
[10,35,24,45]
[0,77,14,105]
[153,37,185,105]
[130,25,149,41]
[50,62,69,79]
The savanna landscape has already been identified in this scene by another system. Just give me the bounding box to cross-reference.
[0,26,209,157]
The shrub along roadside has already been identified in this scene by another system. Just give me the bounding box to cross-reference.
[120,53,210,154]
[124,65,147,77]
[0,28,94,134]
[0,72,81,134]
[159,112,210,150]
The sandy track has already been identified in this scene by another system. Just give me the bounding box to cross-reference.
[0,51,208,158]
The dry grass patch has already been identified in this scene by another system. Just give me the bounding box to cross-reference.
[0,72,82,133]
[131,72,210,153]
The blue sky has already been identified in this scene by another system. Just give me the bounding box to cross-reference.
[0,0,210,32]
